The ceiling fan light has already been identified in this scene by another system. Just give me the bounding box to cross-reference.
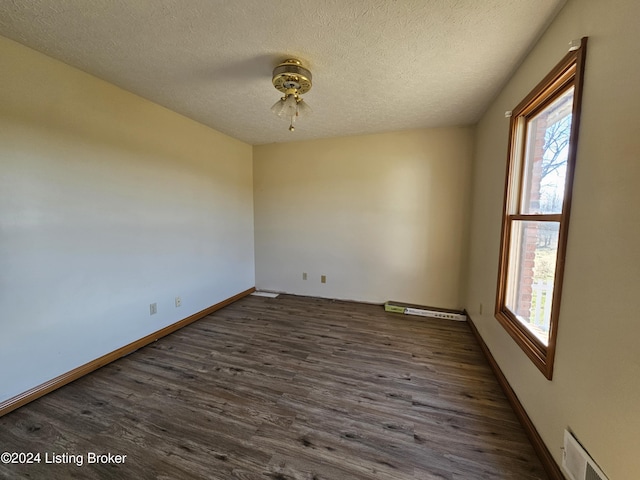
[296,98,312,118]
[283,94,298,116]
[270,58,313,131]
[270,98,286,116]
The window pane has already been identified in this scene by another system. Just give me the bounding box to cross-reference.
[521,87,574,214]
[505,220,559,345]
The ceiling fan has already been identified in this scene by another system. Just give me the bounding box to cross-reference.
[270,58,312,132]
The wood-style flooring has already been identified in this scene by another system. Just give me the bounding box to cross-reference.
[0,294,548,479]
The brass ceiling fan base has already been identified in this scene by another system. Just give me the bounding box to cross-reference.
[272,59,312,95]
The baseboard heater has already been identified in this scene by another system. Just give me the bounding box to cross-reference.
[384,301,466,321]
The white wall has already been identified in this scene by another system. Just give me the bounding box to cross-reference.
[254,128,473,308]
[464,0,640,478]
[0,36,255,403]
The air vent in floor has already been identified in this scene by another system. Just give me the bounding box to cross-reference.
[251,291,280,298]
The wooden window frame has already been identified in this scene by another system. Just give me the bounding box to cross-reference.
[495,38,588,380]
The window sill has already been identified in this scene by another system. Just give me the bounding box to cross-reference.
[495,309,554,379]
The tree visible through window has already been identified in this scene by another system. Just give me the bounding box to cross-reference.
[495,39,588,379]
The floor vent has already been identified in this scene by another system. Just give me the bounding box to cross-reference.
[563,429,608,480]
[251,291,280,298]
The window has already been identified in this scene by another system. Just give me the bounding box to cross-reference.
[495,38,588,379]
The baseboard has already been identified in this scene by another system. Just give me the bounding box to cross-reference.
[0,287,255,418]
[465,314,564,480]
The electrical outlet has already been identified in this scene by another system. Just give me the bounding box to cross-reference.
[150,303,157,315]
[175,296,182,307]
[302,272,307,280]
[321,275,326,284]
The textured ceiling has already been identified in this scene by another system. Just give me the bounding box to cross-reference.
[0,0,565,145]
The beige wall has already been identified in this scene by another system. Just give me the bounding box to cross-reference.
[4,0,639,474]
[0,36,255,403]
[464,0,640,478]
[254,128,473,308]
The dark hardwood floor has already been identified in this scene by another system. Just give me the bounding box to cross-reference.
[0,294,548,479]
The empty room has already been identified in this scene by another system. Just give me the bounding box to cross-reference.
[1,0,638,479]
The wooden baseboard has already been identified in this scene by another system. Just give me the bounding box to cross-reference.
[0,287,255,418]
[465,314,564,480]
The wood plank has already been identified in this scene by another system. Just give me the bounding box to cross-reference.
[0,287,256,417]
[0,294,548,479]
